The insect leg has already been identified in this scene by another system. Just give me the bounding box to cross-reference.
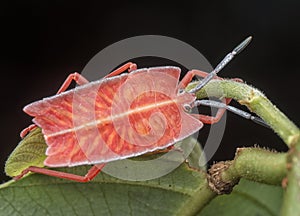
[20,124,38,138]
[14,164,105,183]
[57,72,89,94]
[178,69,222,90]
[179,70,242,125]
[104,62,137,78]
[179,69,242,90]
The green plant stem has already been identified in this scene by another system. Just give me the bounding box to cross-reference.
[208,148,287,194]
[280,139,300,216]
[222,148,287,185]
[176,183,217,216]
[186,80,299,147]
[186,80,300,215]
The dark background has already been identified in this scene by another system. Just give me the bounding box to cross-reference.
[1,1,299,182]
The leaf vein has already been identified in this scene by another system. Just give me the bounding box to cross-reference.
[74,184,95,216]
[24,186,51,215]
[99,185,112,215]
[0,190,23,216]
[58,184,79,216]
[233,190,277,216]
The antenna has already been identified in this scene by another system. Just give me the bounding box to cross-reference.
[189,36,252,93]
[194,100,270,128]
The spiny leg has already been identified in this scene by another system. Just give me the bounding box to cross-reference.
[57,72,89,94]
[104,62,137,78]
[56,62,136,93]
[58,62,137,94]
[14,164,105,183]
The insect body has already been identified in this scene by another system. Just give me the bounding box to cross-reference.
[11,37,253,182]
[26,66,202,167]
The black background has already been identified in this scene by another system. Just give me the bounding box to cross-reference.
[1,1,299,182]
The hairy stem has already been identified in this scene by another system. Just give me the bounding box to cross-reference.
[208,147,287,194]
[186,80,299,147]
[176,182,217,216]
[280,140,300,216]
[186,80,300,215]
[224,148,287,184]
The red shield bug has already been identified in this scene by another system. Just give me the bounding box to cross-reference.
[10,37,262,182]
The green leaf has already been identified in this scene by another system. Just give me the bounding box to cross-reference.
[199,179,283,216]
[1,135,217,216]
[5,128,46,177]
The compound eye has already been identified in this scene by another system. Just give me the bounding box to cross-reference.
[183,104,192,113]
[178,89,185,94]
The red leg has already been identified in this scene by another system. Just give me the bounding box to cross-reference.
[179,69,226,125]
[180,69,243,125]
[57,72,89,94]
[58,62,137,92]
[179,69,242,89]
[14,164,105,182]
[104,62,137,78]
[178,69,223,89]
[20,124,38,138]
[231,78,243,83]
[193,98,232,124]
